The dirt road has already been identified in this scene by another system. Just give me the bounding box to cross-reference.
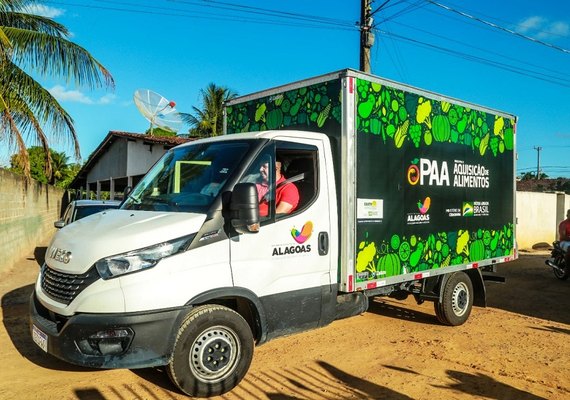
[1,245,568,400]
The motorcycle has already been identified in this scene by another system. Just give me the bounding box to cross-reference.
[545,241,569,280]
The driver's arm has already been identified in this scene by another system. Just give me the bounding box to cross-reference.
[276,201,294,214]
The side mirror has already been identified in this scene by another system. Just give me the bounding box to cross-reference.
[229,183,260,234]
[54,220,66,229]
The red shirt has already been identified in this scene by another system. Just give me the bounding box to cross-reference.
[257,175,299,217]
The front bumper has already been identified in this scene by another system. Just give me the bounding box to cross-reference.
[29,292,189,369]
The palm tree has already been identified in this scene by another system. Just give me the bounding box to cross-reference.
[182,83,237,137]
[0,0,114,180]
[49,149,69,185]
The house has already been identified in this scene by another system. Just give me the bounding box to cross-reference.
[70,131,193,200]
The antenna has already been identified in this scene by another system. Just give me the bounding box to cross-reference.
[133,89,183,135]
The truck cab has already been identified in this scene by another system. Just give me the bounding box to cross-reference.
[31,130,338,397]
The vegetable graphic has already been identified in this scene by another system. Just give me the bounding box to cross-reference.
[456,230,470,256]
[266,109,283,129]
[377,253,401,276]
[469,239,485,262]
[394,120,409,148]
[416,97,432,126]
[409,243,424,268]
[494,115,504,136]
[356,241,376,273]
[399,241,411,261]
[255,103,266,122]
[479,133,490,156]
[432,115,451,142]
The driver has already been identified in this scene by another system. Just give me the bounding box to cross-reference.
[256,157,299,217]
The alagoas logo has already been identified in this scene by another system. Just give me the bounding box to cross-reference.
[407,197,431,225]
[291,221,313,243]
[417,197,431,214]
[272,221,313,256]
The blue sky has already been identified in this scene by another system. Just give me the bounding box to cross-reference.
[6,0,570,177]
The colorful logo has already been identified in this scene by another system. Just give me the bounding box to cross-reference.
[291,221,313,244]
[407,164,420,185]
[462,202,474,217]
[417,197,431,214]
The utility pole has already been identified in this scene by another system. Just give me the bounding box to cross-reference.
[360,0,375,73]
[534,146,542,179]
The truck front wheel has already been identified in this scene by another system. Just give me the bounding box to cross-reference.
[434,271,473,326]
[167,304,254,397]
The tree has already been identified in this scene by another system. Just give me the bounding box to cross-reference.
[9,146,77,187]
[181,83,237,137]
[144,126,176,137]
[0,0,114,180]
[519,172,548,181]
[49,149,69,185]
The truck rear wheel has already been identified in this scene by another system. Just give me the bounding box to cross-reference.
[434,271,473,326]
[167,304,253,397]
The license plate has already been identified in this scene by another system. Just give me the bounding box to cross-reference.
[32,324,48,353]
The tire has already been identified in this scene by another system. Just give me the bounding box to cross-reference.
[552,257,569,281]
[435,271,474,326]
[433,301,447,325]
[167,304,254,397]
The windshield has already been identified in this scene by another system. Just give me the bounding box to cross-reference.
[74,205,118,221]
[123,140,250,213]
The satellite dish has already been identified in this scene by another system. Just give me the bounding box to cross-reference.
[133,89,183,135]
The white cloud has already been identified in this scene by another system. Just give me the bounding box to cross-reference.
[516,16,570,40]
[516,16,546,33]
[24,4,65,18]
[98,94,117,105]
[546,21,570,37]
[49,85,116,105]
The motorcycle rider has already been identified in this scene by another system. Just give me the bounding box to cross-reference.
[559,209,570,265]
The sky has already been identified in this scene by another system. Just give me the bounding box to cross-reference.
[4,0,570,178]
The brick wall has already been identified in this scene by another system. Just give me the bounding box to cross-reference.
[0,169,67,274]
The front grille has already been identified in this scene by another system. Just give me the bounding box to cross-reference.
[40,264,100,305]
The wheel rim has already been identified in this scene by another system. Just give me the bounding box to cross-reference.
[451,282,469,316]
[189,325,240,383]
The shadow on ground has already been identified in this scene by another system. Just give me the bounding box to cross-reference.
[486,253,570,325]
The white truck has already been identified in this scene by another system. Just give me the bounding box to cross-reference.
[30,69,517,397]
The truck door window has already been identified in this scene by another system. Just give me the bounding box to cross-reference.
[240,144,318,222]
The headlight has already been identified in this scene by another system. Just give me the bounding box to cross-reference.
[95,234,194,279]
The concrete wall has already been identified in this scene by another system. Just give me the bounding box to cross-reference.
[0,169,66,274]
[516,191,570,250]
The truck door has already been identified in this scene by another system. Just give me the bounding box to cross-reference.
[230,138,334,340]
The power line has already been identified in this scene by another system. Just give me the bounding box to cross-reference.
[167,0,355,27]
[44,0,570,88]
[46,0,358,31]
[426,0,570,54]
[385,19,569,82]
[376,29,570,88]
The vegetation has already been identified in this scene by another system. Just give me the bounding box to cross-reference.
[9,146,80,187]
[144,126,176,137]
[0,0,114,180]
[181,83,237,137]
[519,172,549,180]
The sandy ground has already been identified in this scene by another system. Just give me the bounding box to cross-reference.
[1,245,568,400]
